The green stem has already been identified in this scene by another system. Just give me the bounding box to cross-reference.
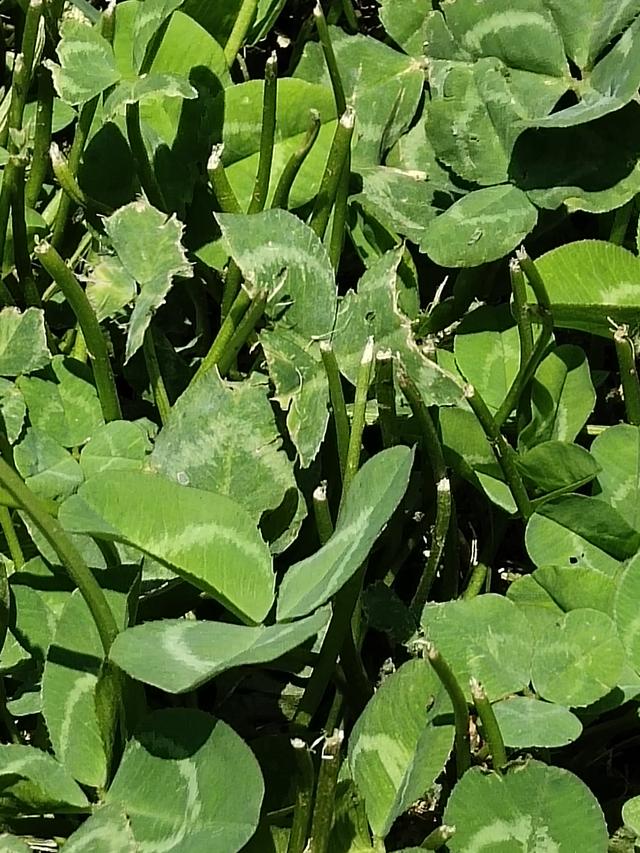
[224,0,259,68]
[340,0,359,31]
[11,160,41,306]
[0,456,118,653]
[126,102,167,212]
[0,0,43,149]
[375,350,397,447]
[343,337,373,497]
[193,287,251,382]
[208,145,242,214]
[35,242,122,422]
[494,303,553,428]
[51,95,99,250]
[309,107,354,241]
[287,738,316,853]
[425,642,470,778]
[609,200,633,246]
[272,110,320,210]
[221,261,243,320]
[0,506,24,568]
[313,3,347,114]
[309,729,343,853]
[464,384,532,520]
[614,325,640,426]
[470,678,507,770]
[247,52,278,214]
[49,142,111,216]
[462,562,488,599]
[25,66,53,208]
[515,246,551,312]
[143,328,171,425]
[509,258,533,365]
[328,155,350,270]
[320,341,350,481]
[313,482,334,546]
[217,290,267,375]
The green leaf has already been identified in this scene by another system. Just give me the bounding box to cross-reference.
[0,744,89,814]
[217,209,336,338]
[213,79,338,210]
[0,308,50,376]
[526,495,639,572]
[531,240,640,337]
[591,424,640,532]
[46,19,120,106]
[444,760,607,853]
[294,27,424,166]
[277,446,414,621]
[104,199,191,362]
[491,697,582,748]
[421,594,533,701]
[530,564,617,615]
[14,429,83,501]
[332,249,461,406]
[106,709,263,852]
[0,379,25,444]
[110,606,330,693]
[42,570,136,788]
[58,471,275,624]
[421,185,538,267]
[63,804,136,852]
[613,553,640,674]
[0,835,31,852]
[516,441,600,496]
[348,659,454,838]
[132,0,183,72]
[622,795,640,838]
[85,255,137,323]
[17,356,104,448]
[379,0,431,57]
[103,72,196,118]
[531,608,624,707]
[518,345,596,450]
[150,372,303,544]
[80,420,153,479]
[454,305,520,412]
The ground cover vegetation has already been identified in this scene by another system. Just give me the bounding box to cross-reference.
[0,0,639,849]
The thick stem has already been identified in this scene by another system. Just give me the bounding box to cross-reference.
[49,142,111,216]
[464,383,532,520]
[515,246,551,312]
[609,200,633,246]
[25,66,54,208]
[313,482,334,546]
[328,155,350,270]
[216,290,267,376]
[287,738,316,853]
[224,0,259,68]
[143,327,171,425]
[375,350,397,448]
[320,340,349,480]
[272,110,320,210]
[309,729,343,853]
[462,562,488,600]
[11,160,41,307]
[614,325,640,426]
[309,108,354,241]
[208,145,242,214]
[420,825,456,850]
[343,337,374,497]
[35,242,122,422]
[221,261,243,320]
[509,258,533,365]
[0,456,119,653]
[313,3,347,114]
[0,506,24,568]
[193,287,251,382]
[470,678,507,771]
[411,477,451,616]
[247,52,278,214]
[425,642,470,778]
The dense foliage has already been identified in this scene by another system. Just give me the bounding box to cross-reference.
[0,0,638,850]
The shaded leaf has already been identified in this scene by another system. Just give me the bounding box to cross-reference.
[64,804,137,852]
[0,308,50,377]
[277,447,414,621]
[106,709,263,852]
[110,606,330,693]
[80,420,153,479]
[491,697,582,748]
[591,424,640,532]
[348,659,454,838]
[0,744,89,814]
[14,428,83,501]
